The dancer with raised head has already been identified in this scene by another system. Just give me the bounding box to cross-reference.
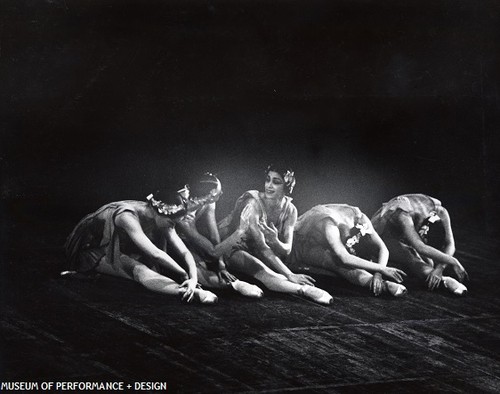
[371,194,468,295]
[288,204,407,297]
[64,182,220,304]
[218,165,333,305]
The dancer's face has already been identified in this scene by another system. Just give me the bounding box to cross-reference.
[264,171,285,199]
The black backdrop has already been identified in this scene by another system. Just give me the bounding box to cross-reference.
[2,0,500,239]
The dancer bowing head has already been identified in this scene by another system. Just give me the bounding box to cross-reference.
[288,204,407,297]
[64,181,220,304]
[371,194,468,295]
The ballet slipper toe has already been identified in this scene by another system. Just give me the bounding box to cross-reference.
[393,284,407,297]
[195,289,219,304]
[231,280,264,298]
[384,281,408,297]
[442,276,468,296]
[299,285,333,305]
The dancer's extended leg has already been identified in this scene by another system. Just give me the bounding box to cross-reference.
[97,255,217,303]
[228,250,332,304]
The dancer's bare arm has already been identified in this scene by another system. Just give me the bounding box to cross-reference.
[324,220,405,283]
[177,203,248,260]
[396,213,467,281]
[361,216,390,295]
[165,226,199,302]
[115,212,187,278]
[437,206,456,256]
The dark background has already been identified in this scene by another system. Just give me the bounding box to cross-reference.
[2,2,500,391]
[2,0,500,243]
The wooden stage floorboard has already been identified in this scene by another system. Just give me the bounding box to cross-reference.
[1,228,500,393]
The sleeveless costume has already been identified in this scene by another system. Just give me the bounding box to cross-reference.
[65,201,166,273]
[371,194,442,267]
[218,190,294,257]
[288,204,372,272]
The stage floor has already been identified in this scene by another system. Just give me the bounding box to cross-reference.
[2,225,500,393]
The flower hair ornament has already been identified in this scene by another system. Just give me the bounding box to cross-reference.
[345,223,373,255]
[418,211,440,242]
[282,170,296,194]
[146,187,189,218]
[147,174,222,218]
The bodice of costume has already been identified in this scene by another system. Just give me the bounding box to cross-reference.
[116,213,164,257]
[371,194,441,236]
[294,204,365,248]
[65,200,165,267]
[218,190,294,242]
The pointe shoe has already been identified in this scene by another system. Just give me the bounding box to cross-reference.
[442,276,468,296]
[299,285,333,305]
[384,281,407,297]
[230,280,264,298]
[193,288,218,304]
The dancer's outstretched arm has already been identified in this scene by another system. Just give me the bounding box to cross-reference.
[165,226,198,302]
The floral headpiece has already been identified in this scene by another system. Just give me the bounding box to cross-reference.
[147,175,222,218]
[345,223,373,255]
[418,211,440,241]
[282,170,296,194]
